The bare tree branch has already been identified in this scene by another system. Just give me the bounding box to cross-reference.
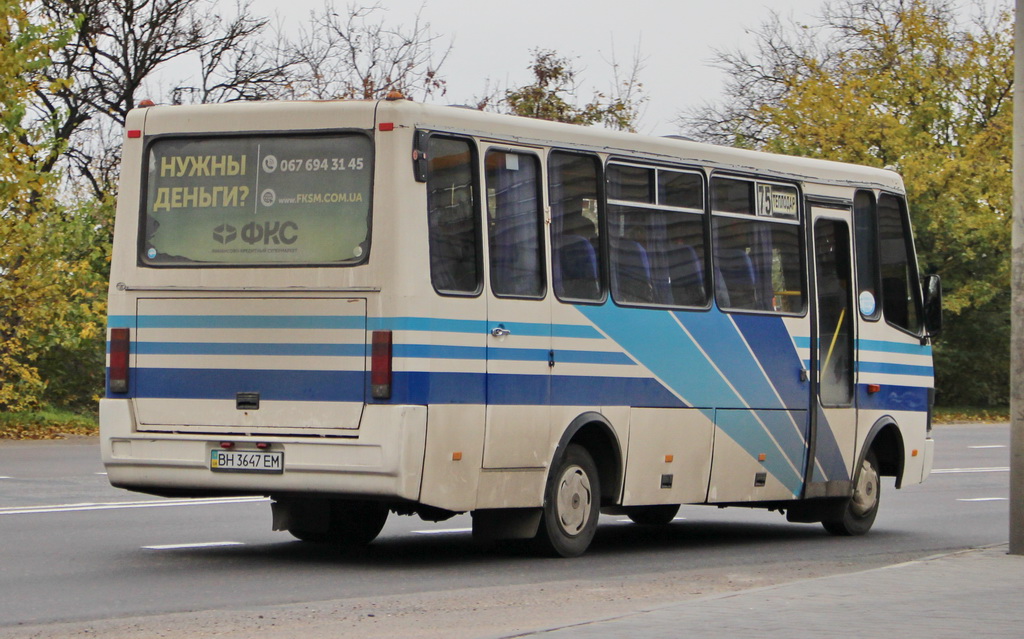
[285,1,450,101]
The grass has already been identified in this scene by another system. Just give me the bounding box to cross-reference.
[0,407,99,440]
[932,406,1009,424]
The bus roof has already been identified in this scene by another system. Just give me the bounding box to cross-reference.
[131,98,905,194]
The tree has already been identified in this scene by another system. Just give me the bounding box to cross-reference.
[31,1,454,196]
[32,0,291,199]
[285,2,450,101]
[681,0,1013,406]
[0,0,83,410]
[6,0,289,413]
[7,1,456,412]
[492,47,647,132]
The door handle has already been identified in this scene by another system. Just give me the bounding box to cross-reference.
[491,326,511,337]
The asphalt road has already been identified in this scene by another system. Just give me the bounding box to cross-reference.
[0,424,1010,636]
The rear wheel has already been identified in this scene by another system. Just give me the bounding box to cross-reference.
[535,444,601,557]
[625,504,680,526]
[288,499,389,546]
[822,450,880,536]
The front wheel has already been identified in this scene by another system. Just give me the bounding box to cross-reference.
[535,444,601,557]
[822,450,880,536]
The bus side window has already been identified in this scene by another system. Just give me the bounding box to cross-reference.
[878,193,923,333]
[426,136,480,295]
[485,150,545,298]
[854,190,881,320]
[606,163,707,307]
[711,177,804,314]
[549,151,603,302]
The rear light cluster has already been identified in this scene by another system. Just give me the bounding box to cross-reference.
[109,328,131,393]
[370,330,393,400]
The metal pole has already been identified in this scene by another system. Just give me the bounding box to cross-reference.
[1010,0,1024,555]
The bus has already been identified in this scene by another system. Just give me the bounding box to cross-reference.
[101,97,942,557]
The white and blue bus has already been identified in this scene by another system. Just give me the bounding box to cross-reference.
[101,97,942,557]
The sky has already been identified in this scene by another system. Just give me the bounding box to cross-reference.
[245,0,1001,136]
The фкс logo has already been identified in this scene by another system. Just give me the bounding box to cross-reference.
[213,224,237,244]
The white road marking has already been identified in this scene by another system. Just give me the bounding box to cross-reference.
[0,496,268,516]
[94,472,108,476]
[411,527,472,535]
[968,445,1007,449]
[143,541,245,550]
[931,467,1010,474]
[956,497,1009,502]
[0,477,11,480]
[616,516,687,523]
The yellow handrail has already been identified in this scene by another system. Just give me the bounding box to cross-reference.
[822,307,846,376]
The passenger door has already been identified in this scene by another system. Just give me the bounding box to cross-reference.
[805,210,858,496]
[481,147,552,469]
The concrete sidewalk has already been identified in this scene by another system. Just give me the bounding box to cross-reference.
[510,545,1024,639]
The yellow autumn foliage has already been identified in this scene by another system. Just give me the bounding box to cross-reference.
[0,0,95,410]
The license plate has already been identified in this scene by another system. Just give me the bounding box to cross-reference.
[210,450,284,473]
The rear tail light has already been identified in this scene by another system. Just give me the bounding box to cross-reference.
[370,330,393,400]
[109,328,130,393]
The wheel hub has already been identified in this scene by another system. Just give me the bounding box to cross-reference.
[556,464,592,536]
[850,457,879,517]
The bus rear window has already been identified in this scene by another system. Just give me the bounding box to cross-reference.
[141,134,372,266]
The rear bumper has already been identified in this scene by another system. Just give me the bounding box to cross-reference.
[99,399,426,500]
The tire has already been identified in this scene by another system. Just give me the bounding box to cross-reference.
[288,499,389,546]
[625,504,680,526]
[822,450,881,536]
[535,444,601,558]
[288,527,329,543]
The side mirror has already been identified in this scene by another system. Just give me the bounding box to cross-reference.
[922,273,942,338]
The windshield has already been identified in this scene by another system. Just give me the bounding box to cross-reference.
[141,133,372,266]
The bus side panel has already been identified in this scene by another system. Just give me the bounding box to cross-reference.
[857,409,929,485]
[856,318,934,486]
[708,409,808,502]
[476,469,547,509]
[707,425,795,503]
[572,304,812,504]
[418,404,486,511]
[621,407,713,506]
